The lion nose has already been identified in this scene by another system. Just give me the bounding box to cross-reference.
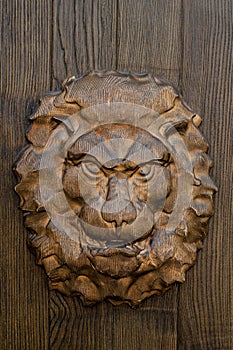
[101,173,137,226]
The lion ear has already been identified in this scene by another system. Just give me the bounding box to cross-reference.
[160,119,189,138]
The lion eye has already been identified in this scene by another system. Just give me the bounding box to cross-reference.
[133,162,160,182]
[84,162,100,173]
[81,161,101,178]
[138,164,152,176]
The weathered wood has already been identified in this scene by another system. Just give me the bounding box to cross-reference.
[178,1,233,349]
[1,99,50,350]
[117,0,182,86]
[116,2,184,349]
[49,1,183,349]
[1,0,52,98]
[50,2,123,349]
[52,0,118,88]
[0,1,52,349]
[49,289,178,350]
[1,0,232,349]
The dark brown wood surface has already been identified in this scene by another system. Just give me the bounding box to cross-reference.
[178,2,233,349]
[1,1,232,349]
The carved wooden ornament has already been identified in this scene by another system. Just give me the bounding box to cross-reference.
[14,71,217,306]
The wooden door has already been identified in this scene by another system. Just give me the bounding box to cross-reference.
[1,1,232,349]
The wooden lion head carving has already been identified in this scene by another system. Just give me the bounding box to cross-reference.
[14,71,217,306]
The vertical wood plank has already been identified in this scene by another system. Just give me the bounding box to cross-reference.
[1,100,50,350]
[3,1,231,348]
[50,1,183,349]
[1,1,52,349]
[178,1,233,349]
[50,1,127,349]
[49,290,178,350]
[52,0,118,88]
[117,0,183,85]
[116,1,184,348]
[1,1,52,98]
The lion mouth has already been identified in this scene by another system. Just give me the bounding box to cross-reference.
[90,245,140,257]
[84,225,154,259]
[86,247,142,278]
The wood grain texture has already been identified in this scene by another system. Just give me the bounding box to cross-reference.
[1,0,232,349]
[1,100,50,350]
[178,1,233,349]
[49,289,178,350]
[117,0,182,86]
[49,1,183,349]
[1,1,52,349]
[52,0,118,88]
[0,0,52,98]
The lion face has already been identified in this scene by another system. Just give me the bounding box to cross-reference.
[62,123,173,248]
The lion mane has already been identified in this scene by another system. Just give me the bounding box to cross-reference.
[14,71,216,306]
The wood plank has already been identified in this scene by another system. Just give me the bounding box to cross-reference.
[1,0,52,98]
[1,99,50,350]
[2,0,232,348]
[49,290,178,350]
[52,0,118,88]
[116,1,183,349]
[117,0,183,85]
[178,1,233,348]
[50,1,127,349]
[50,1,183,349]
[1,1,52,349]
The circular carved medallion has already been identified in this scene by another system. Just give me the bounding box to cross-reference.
[14,71,217,306]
